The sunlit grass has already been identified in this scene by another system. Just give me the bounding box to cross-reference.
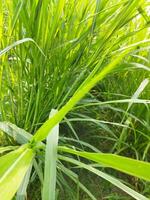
[0,0,150,199]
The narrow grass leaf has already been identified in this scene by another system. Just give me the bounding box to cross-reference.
[16,163,33,200]
[60,164,97,200]
[0,38,45,57]
[42,109,59,200]
[0,146,18,154]
[59,155,148,200]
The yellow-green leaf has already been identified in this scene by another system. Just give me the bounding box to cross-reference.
[0,145,35,200]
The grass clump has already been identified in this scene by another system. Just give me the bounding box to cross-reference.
[0,0,150,199]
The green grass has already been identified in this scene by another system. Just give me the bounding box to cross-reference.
[0,0,150,199]
[0,0,149,131]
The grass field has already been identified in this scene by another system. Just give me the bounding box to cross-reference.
[0,0,150,199]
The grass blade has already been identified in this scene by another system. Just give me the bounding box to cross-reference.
[16,163,33,200]
[0,145,27,177]
[0,38,45,57]
[0,146,18,154]
[59,146,150,182]
[42,109,59,200]
[59,155,148,200]
[0,145,34,200]
[0,122,32,144]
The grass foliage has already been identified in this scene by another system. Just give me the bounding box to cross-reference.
[0,0,150,199]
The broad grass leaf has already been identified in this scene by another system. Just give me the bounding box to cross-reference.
[59,147,150,182]
[0,145,34,200]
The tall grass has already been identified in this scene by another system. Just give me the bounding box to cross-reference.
[0,0,150,199]
[1,0,149,132]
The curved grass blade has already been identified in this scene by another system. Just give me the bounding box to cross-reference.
[0,38,45,57]
[116,78,149,149]
[59,146,150,182]
[73,99,150,110]
[59,155,148,200]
